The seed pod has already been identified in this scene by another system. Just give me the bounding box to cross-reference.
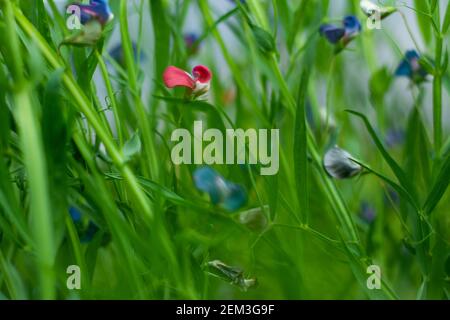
[323,146,362,179]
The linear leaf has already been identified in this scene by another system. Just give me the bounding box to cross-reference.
[346,110,417,202]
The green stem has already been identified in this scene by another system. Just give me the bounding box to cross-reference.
[13,6,153,221]
[96,51,124,147]
[269,54,359,243]
[433,35,443,155]
[119,0,159,182]
[1,0,55,299]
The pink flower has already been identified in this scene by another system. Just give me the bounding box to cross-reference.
[163,65,212,98]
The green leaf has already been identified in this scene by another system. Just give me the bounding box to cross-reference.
[149,0,171,78]
[419,56,436,76]
[346,110,418,204]
[251,24,277,55]
[423,152,450,215]
[106,173,207,210]
[122,130,142,162]
[196,7,239,46]
[413,0,432,44]
[338,232,398,300]
[443,2,450,34]
[351,159,418,210]
[294,70,310,224]
[369,67,393,107]
[404,107,432,202]
[59,20,103,48]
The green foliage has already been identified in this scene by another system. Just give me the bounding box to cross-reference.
[0,0,448,300]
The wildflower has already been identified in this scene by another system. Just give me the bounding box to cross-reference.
[80,221,99,243]
[163,65,212,99]
[206,260,257,291]
[61,0,113,48]
[360,0,396,20]
[323,146,362,179]
[359,201,376,224]
[384,187,400,207]
[319,16,362,53]
[184,33,200,55]
[77,0,114,26]
[385,128,405,148]
[68,206,99,243]
[238,206,268,232]
[69,206,82,223]
[395,50,428,83]
[193,167,247,212]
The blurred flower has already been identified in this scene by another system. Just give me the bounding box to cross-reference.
[221,88,236,105]
[193,167,247,212]
[395,50,428,83]
[109,42,146,67]
[80,221,99,243]
[319,16,361,53]
[206,260,256,291]
[238,206,268,232]
[61,0,113,48]
[184,33,200,55]
[360,0,396,19]
[68,206,99,243]
[384,187,400,207]
[69,206,82,222]
[227,0,246,4]
[359,201,376,224]
[77,0,114,26]
[385,128,405,148]
[323,146,362,179]
[163,65,212,99]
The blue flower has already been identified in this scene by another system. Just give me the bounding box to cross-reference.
[80,221,99,243]
[184,33,201,55]
[385,128,405,148]
[78,0,114,26]
[193,167,247,212]
[68,206,99,243]
[395,50,428,83]
[69,206,82,223]
[320,15,362,52]
[359,201,376,224]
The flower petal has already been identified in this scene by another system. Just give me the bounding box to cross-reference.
[69,207,82,222]
[360,0,380,16]
[193,166,247,212]
[192,65,212,83]
[221,182,247,212]
[395,59,412,77]
[343,15,362,37]
[323,146,362,179]
[78,0,113,25]
[163,66,195,89]
[319,24,346,44]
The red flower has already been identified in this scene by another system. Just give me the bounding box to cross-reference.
[163,65,212,98]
